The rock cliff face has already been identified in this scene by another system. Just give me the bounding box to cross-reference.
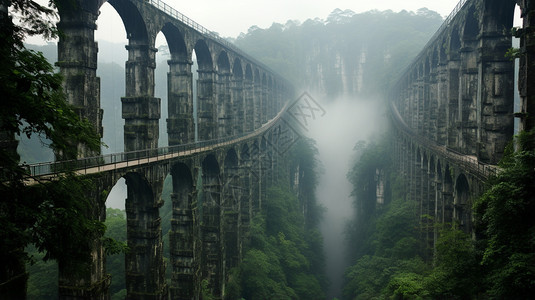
[235,8,444,99]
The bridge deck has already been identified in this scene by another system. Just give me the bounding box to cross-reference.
[21,99,291,185]
[390,102,499,181]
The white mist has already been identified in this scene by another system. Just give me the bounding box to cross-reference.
[307,96,385,299]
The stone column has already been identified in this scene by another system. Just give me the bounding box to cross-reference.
[253,81,262,130]
[518,1,535,148]
[197,70,217,141]
[436,63,448,145]
[122,43,160,152]
[201,160,222,298]
[217,71,232,138]
[169,165,195,299]
[232,78,245,135]
[429,67,439,142]
[56,2,102,158]
[124,173,167,299]
[58,181,110,300]
[167,59,194,146]
[221,160,240,293]
[261,82,268,124]
[477,33,514,163]
[458,42,479,155]
[55,2,109,298]
[446,60,461,150]
[243,79,255,132]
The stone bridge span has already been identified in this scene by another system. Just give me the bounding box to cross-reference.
[389,0,535,250]
[39,0,305,299]
[57,0,293,154]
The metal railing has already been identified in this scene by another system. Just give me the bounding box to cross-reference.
[22,99,293,179]
[146,0,280,79]
[389,101,499,180]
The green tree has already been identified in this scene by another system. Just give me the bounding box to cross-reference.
[473,134,535,298]
[0,0,102,297]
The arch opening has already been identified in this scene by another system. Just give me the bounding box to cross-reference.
[104,177,127,298]
[155,31,170,148]
[96,2,128,154]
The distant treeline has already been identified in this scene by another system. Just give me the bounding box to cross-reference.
[234,8,443,98]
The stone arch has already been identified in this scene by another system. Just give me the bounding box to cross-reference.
[232,59,244,79]
[454,173,471,231]
[438,37,448,64]
[448,26,461,60]
[194,39,213,71]
[462,6,479,42]
[245,64,253,81]
[169,162,195,298]
[160,23,188,60]
[106,0,148,41]
[216,51,231,73]
[479,0,516,33]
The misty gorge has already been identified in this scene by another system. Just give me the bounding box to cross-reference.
[3,0,535,299]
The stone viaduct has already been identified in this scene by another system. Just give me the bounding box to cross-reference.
[389,0,535,252]
[42,0,304,299]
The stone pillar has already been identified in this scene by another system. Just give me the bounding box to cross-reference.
[442,175,454,225]
[122,43,160,152]
[253,81,262,130]
[57,179,110,300]
[167,59,194,146]
[417,77,425,134]
[201,160,222,298]
[446,60,461,150]
[124,173,167,299]
[429,67,439,142]
[243,79,255,132]
[169,166,195,299]
[55,2,109,298]
[261,82,268,125]
[56,2,102,158]
[458,43,479,155]
[239,149,252,261]
[437,63,448,145]
[217,71,232,138]
[232,78,245,135]
[221,161,240,293]
[477,33,514,163]
[518,1,535,148]
[198,70,217,141]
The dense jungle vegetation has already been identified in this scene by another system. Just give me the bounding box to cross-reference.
[344,133,535,299]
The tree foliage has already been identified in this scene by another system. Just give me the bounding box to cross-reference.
[1,0,103,296]
[344,133,535,299]
[226,139,326,299]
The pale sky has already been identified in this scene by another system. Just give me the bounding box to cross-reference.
[28,0,521,45]
[154,0,461,37]
[27,0,465,44]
